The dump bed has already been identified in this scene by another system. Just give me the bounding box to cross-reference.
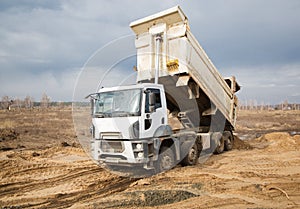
[130,6,239,128]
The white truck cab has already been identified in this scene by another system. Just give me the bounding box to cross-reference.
[90,83,176,170]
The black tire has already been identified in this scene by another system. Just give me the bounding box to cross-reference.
[213,134,224,154]
[224,131,234,151]
[156,146,175,173]
[181,142,202,166]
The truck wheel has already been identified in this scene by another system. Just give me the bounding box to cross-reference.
[224,131,234,151]
[181,143,201,166]
[156,146,175,172]
[213,135,224,154]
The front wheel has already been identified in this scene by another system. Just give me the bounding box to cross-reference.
[155,146,175,173]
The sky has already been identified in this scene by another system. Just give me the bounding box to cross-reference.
[0,0,300,104]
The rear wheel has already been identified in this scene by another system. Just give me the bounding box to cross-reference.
[181,142,202,166]
[213,133,224,154]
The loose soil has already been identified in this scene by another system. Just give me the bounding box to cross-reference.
[0,108,299,208]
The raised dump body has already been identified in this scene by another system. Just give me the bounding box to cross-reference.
[130,6,239,130]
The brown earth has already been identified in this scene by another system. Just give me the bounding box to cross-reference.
[0,107,299,208]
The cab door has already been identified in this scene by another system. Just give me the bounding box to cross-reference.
[140,88,167,138]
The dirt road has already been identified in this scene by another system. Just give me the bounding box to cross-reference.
[0,108,299,208]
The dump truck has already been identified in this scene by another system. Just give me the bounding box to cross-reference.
[89,6,240,176]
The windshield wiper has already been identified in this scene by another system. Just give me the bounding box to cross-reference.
[111,111,129,117]
[94,113,105,118]
[112,111,140,117]
[128,112,139,116]
[95,111,139,117]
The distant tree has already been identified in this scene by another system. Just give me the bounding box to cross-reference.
[1,95,13,110]
[57,101,65,108]
[249,100,254,110]
[260,101,265,111]
[40,93,51,108]
[12,97,22,109]
[253,100,258,110]
[24,95,34,108]
[284,100,289,110]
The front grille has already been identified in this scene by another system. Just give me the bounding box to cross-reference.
[100,140,124,153]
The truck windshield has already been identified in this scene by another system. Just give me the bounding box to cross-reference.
[93,89,142,117]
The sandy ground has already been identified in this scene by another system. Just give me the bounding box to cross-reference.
[0,108,299,208]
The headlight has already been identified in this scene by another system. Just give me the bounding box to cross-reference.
[136,143,142,150]
[137,152,144,158]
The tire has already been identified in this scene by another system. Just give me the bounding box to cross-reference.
[181,142,202,166]
[213,134,224,154]
[224,131,234,151]
[156,146,175,173]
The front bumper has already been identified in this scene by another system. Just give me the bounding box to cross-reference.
[92,137,160,169]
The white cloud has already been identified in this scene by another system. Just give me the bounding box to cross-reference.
[0,0,300,103]
[0,67,80,101]
[224,63,300,103]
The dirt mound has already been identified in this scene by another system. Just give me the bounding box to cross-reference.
[0,128,20,151]
[233,135,253,150]
[294,134,300,141]
[255,132,299,151]
[0,128,19,141]
[92,190,198,208]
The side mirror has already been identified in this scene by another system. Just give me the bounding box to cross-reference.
[90,98,95,115]
[149,92,156,106]
[149,92,156,113]
[145,91,156,113]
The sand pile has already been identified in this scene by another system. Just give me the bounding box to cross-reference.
[255,132,300,151]
[233,135,253,150]
[0,128,19,141]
